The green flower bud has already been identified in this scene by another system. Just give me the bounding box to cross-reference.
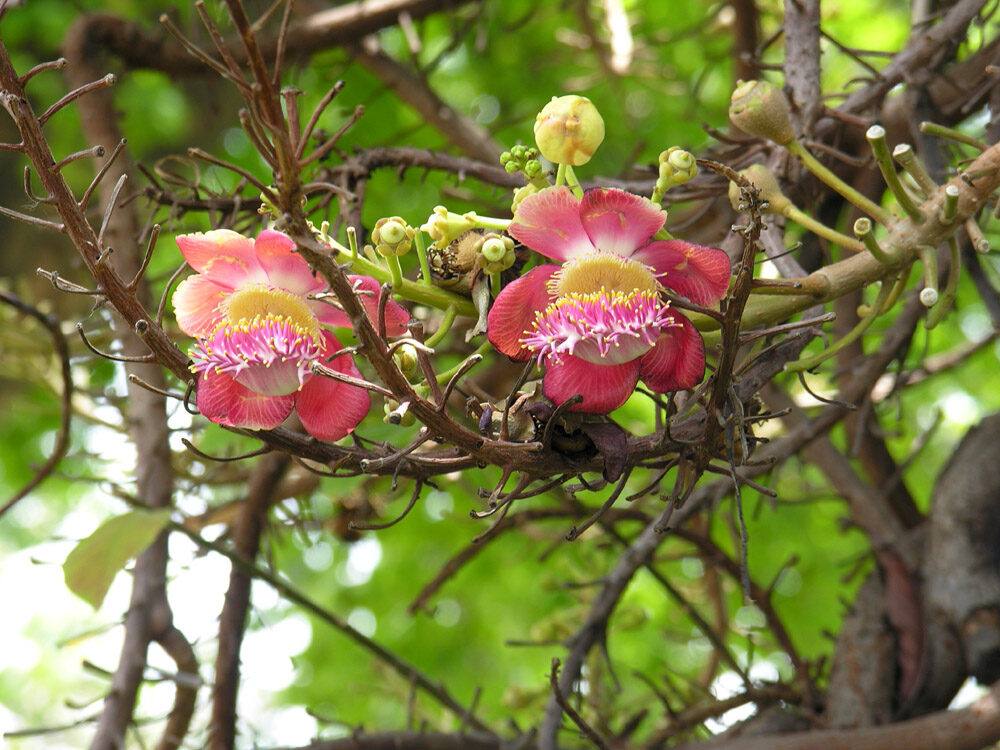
[504,161,519,174]
[511,184,538,214]
[383,398,416,427]
[533,94,605,166]
[421,206,477,250]
[372,216,414,257]
[474,232,516,275]
[729,80,795,146]
[394,343,419,378]
[523,159,542,178]
[728,164,789,214]
[658,147,698,187]
[500,151,513,165]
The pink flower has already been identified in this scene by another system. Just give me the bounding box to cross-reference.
[488,187,731,414]
[172,229,410,440]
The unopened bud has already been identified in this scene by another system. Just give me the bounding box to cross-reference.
[421,206,477,250]
[533,95,605,166]
[511,184,538,214]
[394,343,419,378]
[372,216,414,257]
[729,80,795,146]
[474,232,516,275]
[729,164,789,214]
[658,147,698,187]
[383,398,416,426]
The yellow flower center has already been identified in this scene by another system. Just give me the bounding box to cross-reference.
[224,283,321,341]
[550,252,659,298]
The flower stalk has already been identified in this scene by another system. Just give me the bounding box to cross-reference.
[892,143,937,197]
[786,139,895,226]
[785,277,896,372]
[853,217,892,264]
[867,125,924,223]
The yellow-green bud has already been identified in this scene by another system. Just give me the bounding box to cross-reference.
[729,80,795,146]
[533,95,605,166]
[728,164,789,214]
[511,184,538,214]
[658,147,698,187]
[394,343,419,378]
[383,398,416,427]
[372,216,414,257]
[421,206,478,250]
[475,232,516,275]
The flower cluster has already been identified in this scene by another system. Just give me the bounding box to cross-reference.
[488,187,730,413]
[172,229,409,440]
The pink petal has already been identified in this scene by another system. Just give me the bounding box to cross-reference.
[196,370,294,430]
[255,229,327,296]
[638,313,706,392]
[508,187,595,261]
[172,274,230,336]
[314,276,410,336]
[633,240,732,306]
[175,230,266,287]
[542,355,640,414]
[580,188,666,256]
[487,264,560,360]
[296,332,371,441]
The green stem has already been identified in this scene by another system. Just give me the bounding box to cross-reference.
[424,306,457,348]
[435,341,492,385]
[783,203,865,252]
[387,253,404,289]
[939,184,959,225]
[785,278,896,372]
[472,214,512,232]
[919,121,989,151]
[323,236,477,317]
[346,226,359,259]
[786,139,894,226]
[853,218,893,264]
[563,165,584,199]
[414,231,432,287]
[489,272,501,298]
[867,125,924,223]
[555,163,567,188]
[925,238,960,329]
[892,144,937,196]
[916,244,939,308]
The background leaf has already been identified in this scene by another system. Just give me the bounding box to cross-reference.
[62,508,172,609]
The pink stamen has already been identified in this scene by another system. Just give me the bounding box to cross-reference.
[521,289,676,366]
[190,314,324,396]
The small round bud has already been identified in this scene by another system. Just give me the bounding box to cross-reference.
[511,144,526,160]
[729,80,795,146]
[511,184,538,214]
[533,94,605,166]
[474,232,516,275]
[658,147,698,187]
[500,151,512,165]
[504,161,519,174]
[383,398,416,427]
[523,159,542,178]
[394,343,419,378]
[729,164,789,214]
[919,287,939,307]
[372,217,414,257]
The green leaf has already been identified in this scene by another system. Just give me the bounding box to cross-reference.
[63,509,172,609]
